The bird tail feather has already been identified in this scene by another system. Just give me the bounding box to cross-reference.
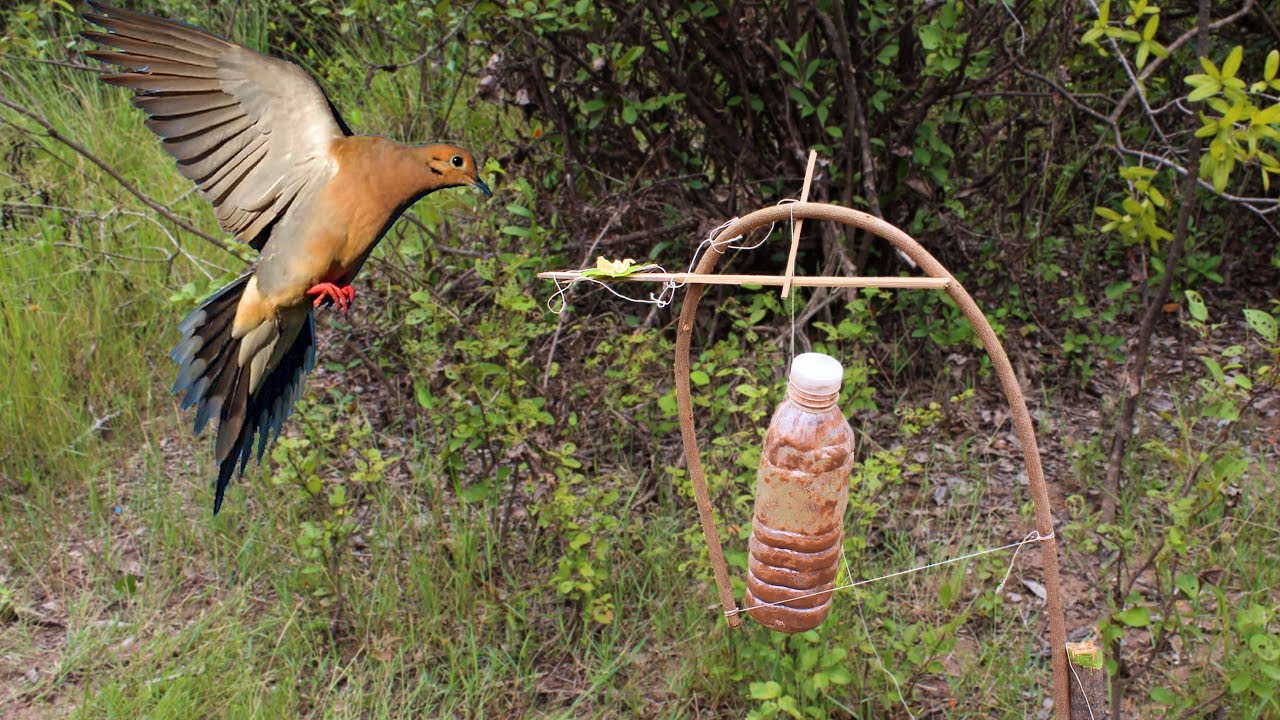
[171,273,315,513]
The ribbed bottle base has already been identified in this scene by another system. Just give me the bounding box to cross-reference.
[744,522,843,632]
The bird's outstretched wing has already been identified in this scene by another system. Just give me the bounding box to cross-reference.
[82,2,347,250]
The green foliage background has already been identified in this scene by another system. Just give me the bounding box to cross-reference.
[0,1,1277,718]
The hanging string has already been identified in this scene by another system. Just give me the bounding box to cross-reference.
[789,284,797,362]
[726,529,1055,617]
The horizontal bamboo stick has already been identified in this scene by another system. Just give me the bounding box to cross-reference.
[537,271,950,289]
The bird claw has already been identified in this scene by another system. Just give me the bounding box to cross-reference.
[306,282,356,312]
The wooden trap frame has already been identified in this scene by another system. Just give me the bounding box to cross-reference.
[538,159,1080,719]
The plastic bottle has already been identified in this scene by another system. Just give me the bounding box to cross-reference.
[745,352,856,632]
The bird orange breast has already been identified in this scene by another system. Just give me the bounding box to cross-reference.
[310,137,415,279]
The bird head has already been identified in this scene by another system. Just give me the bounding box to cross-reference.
[423,145,491,197]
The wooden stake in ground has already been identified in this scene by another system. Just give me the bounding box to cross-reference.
[1067,641,1108,720]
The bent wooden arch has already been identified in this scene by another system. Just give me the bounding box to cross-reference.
[674,201,1070,720]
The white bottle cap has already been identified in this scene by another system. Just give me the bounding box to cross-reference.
[789,352,844,396]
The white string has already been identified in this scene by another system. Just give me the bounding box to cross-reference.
[789,286,797,362]
[1067,658,1098,720]
[547,197,808,314]
[679,218,740,289]
[826,531,1055,720]
[545,264,678,314]
[684,198,805,279]
[727,530,1055,617]
[995,529,1045,593]
[846,550,917,720]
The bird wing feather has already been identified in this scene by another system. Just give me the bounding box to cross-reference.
[83,2,342,251]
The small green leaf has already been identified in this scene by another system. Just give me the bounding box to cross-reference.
[115,573,139,596]
[459,482,492,503]
[1175,573,1200,598]
[1201,356,1225,384]
[1150,686,1178,705]
[825,665,852,684]
[1251,634,1279,662]
[328,484,346,508]
[657,392,677,415]
[1115,606,1152,627]
[749,681,783,700]
[1222,45,1244,79]
[1212,154,1231,192]
[1266,49,1279,81]
[1104,281,1132,300]
[1256,103,1280,125]
[1185,290,1208,322]
[1142,14,1159,40]
[689,370,710,386]
[1243,308,1278,343]
[1187,78,1220,103]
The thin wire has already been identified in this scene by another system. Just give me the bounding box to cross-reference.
[727,530,1055,617]
[847,551,917,720]
[789,287,797,361]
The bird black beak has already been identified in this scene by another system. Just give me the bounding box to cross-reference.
[473,178,492,197]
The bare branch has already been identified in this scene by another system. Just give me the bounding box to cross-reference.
[0,91,237,257]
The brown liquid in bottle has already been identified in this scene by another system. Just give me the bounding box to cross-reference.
[746,353,856,632]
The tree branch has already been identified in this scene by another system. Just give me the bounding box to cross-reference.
[0,92,236,257]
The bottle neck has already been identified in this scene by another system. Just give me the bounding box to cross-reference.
[787,384,839,411]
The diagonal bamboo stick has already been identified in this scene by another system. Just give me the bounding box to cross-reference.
[781,150,818,299]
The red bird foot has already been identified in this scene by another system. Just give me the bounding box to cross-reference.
[306,282,356,312]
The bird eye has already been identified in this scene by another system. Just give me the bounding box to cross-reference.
[451,155,464,168]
